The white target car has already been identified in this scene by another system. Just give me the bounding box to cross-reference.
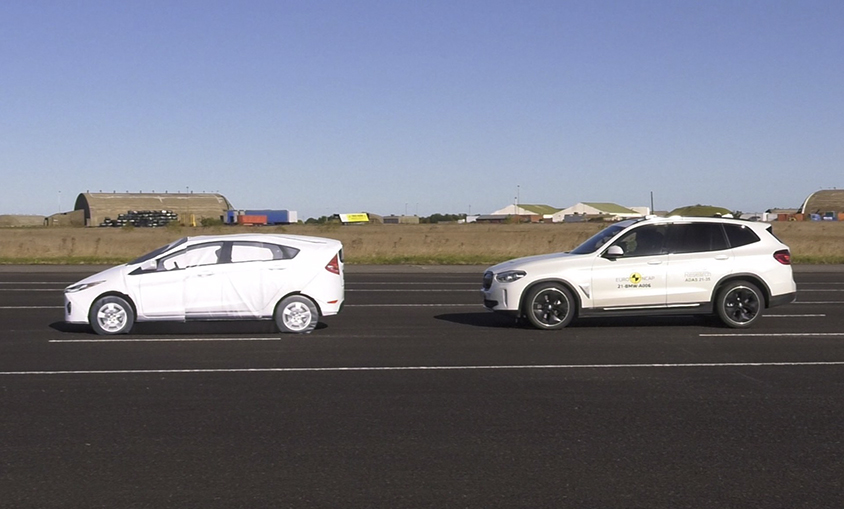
[482,216,797,329]
[65,234,344,335]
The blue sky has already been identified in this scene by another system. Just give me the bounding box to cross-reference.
[2,0,842,219]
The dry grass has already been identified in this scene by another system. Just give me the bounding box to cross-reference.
[0,221,842,264]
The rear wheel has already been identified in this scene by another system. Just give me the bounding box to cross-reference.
[524,283,575,330]
[716,281,763,328]
[275,295,319,334]
[89,296,135,335]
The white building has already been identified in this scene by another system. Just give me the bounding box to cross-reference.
[490,204,561,221]
[551,202,647,222]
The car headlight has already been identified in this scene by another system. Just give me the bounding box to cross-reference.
[495,270,526,283]
[65,280,105,293]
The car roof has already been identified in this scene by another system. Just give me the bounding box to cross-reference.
[181,233,341,249]
[637,216,765,227]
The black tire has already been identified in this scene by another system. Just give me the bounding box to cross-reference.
[89,296,135,335]
[716,281,763,328]
[275,295,319,334]
[524,283,575,330]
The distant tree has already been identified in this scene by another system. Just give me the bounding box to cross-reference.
[305,216,334,224]
[420,213,467,224]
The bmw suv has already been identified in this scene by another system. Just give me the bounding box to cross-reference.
[481,216,797,329]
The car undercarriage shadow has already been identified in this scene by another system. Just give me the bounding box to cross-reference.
[434,313,725,329]
[433,312,521,329]
[49,320,327,335]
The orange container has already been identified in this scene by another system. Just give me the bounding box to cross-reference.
[237,215,267,225]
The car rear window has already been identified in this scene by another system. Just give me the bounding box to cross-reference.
[724,224,760,248]
[231,242,299,262]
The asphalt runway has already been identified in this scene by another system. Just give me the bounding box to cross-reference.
[2,265,844,508]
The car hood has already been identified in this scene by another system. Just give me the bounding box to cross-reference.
[68,264,127,288]
[487,252,578,273]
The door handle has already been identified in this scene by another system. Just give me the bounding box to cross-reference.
[714,255,730,260]
[648,260,663,265]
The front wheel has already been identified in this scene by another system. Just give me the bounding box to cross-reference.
[716,281,763,328]
[275,295,319,334]
[524,283,575,330]
[89,296,135,335]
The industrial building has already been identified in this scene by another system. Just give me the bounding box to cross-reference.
[73,192,233,227]
[799,189,844,220]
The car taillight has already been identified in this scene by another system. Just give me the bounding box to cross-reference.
[325,253,341,275]
[774,249,791,265]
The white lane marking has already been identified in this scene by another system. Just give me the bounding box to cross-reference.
[346,304,479,307]
[350,282,477,285]
[0,304,479,310]
[0,306,64,309]
[763,314,826,317]
[0,282,72,285]
[50,335,409,343]
[50,337,283,343]
[346,289,476,292]
[0,289,64,292]
[3,361,844,376]
[700,332,844,337]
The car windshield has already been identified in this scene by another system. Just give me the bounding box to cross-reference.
[128,237,188,265]
[569,221,637,254]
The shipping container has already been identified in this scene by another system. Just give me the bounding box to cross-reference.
[225,210,297,224]
[237,215,268,226]
[226,209,296,225]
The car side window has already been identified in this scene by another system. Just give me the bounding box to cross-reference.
[158,243,223,271]
[667,223,729,254]
[724,224,760,248]
[612,225,667,257]
[230,242,299,263]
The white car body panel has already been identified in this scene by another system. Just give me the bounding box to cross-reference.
[65,233,344,330]
[481,216,797,328]
[590,253,668,308]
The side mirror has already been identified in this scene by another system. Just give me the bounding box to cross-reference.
[604,245,624,259]
[141,259,158,272]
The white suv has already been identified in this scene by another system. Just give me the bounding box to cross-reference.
[481,217,796,329]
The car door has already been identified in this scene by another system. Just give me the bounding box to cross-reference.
[183,241,297,319]
[665,222,733,306]
[135,248,192,319]
[591,224,668,309]
[181,242,233,318]
[228,241,297,317]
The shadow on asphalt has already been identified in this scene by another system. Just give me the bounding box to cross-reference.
[49,320,328,335]
[434,313,726,330]
[434,313,520,328]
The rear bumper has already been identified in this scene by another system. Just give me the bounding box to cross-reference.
[769,291,797,308]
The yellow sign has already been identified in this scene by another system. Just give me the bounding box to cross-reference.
[629,273,642,284]
[339,213,369,223]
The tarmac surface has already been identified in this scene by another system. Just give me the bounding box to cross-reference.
[2,265,844,507]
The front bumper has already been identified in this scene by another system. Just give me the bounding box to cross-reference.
[481,284,521,312]
[64,293,91,324]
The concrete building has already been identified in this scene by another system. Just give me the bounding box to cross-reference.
[73,192,233,227]
[800,189,844,218]
[0,215,47,227]
[383,215,420,224]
